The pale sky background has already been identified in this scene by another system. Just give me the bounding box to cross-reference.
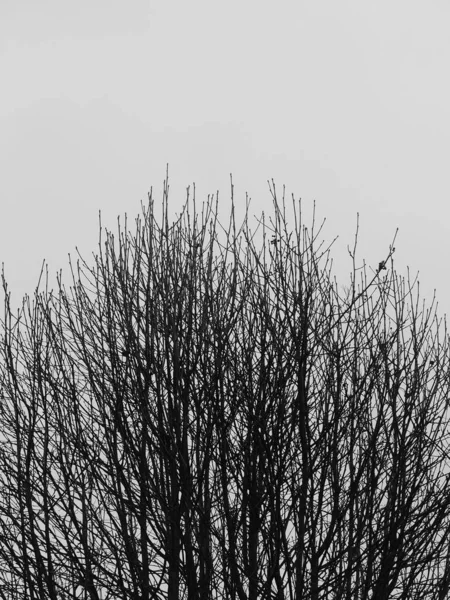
[1,1,450,319]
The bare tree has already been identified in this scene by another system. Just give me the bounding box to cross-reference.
[1,174,450,599]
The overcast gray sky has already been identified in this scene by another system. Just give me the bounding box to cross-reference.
[1,0,449,317]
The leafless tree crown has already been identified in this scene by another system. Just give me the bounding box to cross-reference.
[1,176,450,600]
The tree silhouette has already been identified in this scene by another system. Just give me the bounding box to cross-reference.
[1,175,450,599]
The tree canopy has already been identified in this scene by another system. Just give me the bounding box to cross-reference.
[1,176,450,600]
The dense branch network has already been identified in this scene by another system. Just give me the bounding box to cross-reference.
[0,176,449,600]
